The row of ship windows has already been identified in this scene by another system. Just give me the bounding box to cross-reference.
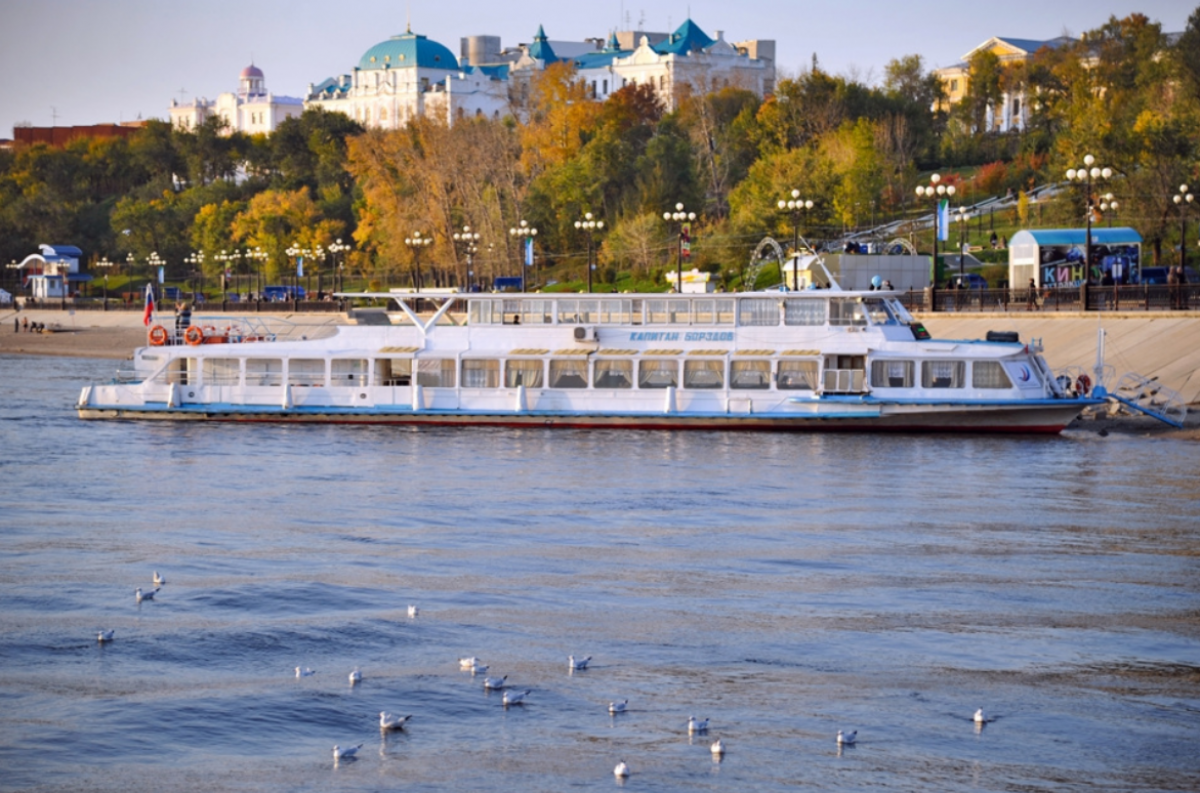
[171,358,1014,391]
[467,298,899,327]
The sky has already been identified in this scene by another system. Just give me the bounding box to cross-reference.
[0,0,1193,137]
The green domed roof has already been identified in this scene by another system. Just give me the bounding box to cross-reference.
[358,30,458,71]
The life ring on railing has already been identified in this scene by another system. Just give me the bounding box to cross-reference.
[148,325,168,346]
[184,326,204,346]
[1075,373,1092,397]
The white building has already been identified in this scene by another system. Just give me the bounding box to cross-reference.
[169,65,304,134]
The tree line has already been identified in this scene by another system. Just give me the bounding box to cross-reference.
[1,10,1197,293]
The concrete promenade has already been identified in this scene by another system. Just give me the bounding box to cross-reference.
[3,306,1199,406]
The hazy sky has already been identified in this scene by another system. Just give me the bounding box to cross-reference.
[1,0,1193,136]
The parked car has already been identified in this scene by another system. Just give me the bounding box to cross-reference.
[948,273,988,289]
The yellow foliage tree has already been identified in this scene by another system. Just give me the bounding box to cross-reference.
[230,188,342,282]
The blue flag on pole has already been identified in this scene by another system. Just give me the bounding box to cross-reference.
[297,258,304,278]
[938,199,950,242]
[524,237,533,267]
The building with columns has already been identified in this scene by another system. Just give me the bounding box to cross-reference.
[169,64,304,134]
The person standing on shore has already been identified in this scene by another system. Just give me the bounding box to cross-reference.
[13,317,17,333]
[22,316,29,332]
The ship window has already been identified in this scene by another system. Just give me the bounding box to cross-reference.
[505,359,544,388]
[863,299,899,325]
[549,359,588,388]
[715,299,735,324]
[416,358,457,388]
[520,299,553,325]
[638,359,678,389]
[693,300,715,324]
[921,360,965,388]
[461,359,500,388]
[829,299,868,326]
[332,359,369,386]
[646,299,689,324]
[598,299,631,324]
[288,358,326,387]
[469,300,500,324]
[731,360,771,389]
[739,298,779,326]
[594,359,633,389]
[778,360,819,390]
[870,360,914,388]
[973,360,1013,389]
[202,358,240,386]
[378,358,412,386]
[557,300,579,324]
[684,360,724,389]
[246,358,284,387]
[577,300,599,323]
[783,298,826,326]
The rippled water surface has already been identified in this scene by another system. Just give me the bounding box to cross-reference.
[2,354,1199,792]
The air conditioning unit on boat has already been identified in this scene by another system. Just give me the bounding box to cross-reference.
[574,326,598,341]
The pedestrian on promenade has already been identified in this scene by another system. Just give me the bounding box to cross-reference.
[22,316,29,332]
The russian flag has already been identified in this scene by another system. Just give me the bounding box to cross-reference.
[142,282,155,326]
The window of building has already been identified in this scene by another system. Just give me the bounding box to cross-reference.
[549,359,588,388]
[921,360,965,388]
[288,359,326,387]
[778,360,819,390]
[603,79,608,94]
[730,360,771,390]
[638,359,678,388]
[505,360,544,388]
[683,359,724,389]
[594,359,632,388]
[950,79,959,92]
[416,358,456,388]
[972,361,1013,389]
[870,360,914,388]
[461,359,500,388]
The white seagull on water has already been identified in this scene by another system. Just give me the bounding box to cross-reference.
[688,716,710,734]
[483,675,507,690]
[974,708,987,724]
[609,699,628,714]
[614,760,630,778]
[152,571,165,585]
[333,743,362,761]
[711,739,725,756]
[295,667,316,677]
[407,605,419,618]
[837,729,857,745]
[349,667,362,684]
[135,587,159,602]
[503,689,531,707]
[459,656,481,670]
[568,655,591,670]
[97,630,115,643]
[380,711,412,730]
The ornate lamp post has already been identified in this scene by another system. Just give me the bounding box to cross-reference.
[954,206,971,280]
[573,212,604,292]
[184,251,205,300]
[126,252,136,304]
[914,174,955,285]
[509,220,537,292]
[453,225,481,291]
[663,202,696,293]
[328,238,350,294]
[95,256,115,309]
[777,190,813,291]
[404,232,432,293]
[1100,193,1119,228]
[147,251,166,310]
[1066,154,1112,283]
[1174,184,1194,270]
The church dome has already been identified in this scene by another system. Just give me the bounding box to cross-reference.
[358,30,458,71]
[240,64,265,79]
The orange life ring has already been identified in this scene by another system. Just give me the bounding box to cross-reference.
[1075,373,1092,396]
[148,325,168,346]
[184,326,204,346]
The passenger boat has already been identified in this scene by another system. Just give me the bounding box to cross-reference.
[76,284,1098,433]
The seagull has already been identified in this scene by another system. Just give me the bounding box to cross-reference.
[609,699,628,714]
[380,711,412,730]
[296,667,316,677]
[459,657,481,670]
[483,675,507,690]
[333,743,362,761]
[503,689,531,707]
[688,716,709,734]
[568,655,592,670]
[837,729,857,745]
[152,571,165,585]
[407,605,419,618]
[974,708,987,724]
[97,630,114,643]
[468,662,489,675]
[711,739,725,756]
[135,587,159,602]
[614,760,630,778]
[349,667,362,684]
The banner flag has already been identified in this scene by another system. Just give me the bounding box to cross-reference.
[297,258,304,278]
[938,199,950,242]
[681,223,692,258]
[142,282,155,327]
[524,237,534,267]
[157,265,164,284]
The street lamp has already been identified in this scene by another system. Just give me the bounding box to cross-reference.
[453,225,481,291]
[573,212,604,293]
[954,207,971,280]
[404,232,432,293]
[663,202,696,293]
[915,174,955,285]
[147,251,165,309]
[1100,193,1119,228]
[1065,154,1112,283]
[328,238,350,294]
[184,251,205,300]
[95,256,115,308]
[777,190,813,291]
[509,220,537,292]
[1174,184,1195,307]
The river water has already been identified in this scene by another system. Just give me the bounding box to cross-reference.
[1,354,1198,792]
